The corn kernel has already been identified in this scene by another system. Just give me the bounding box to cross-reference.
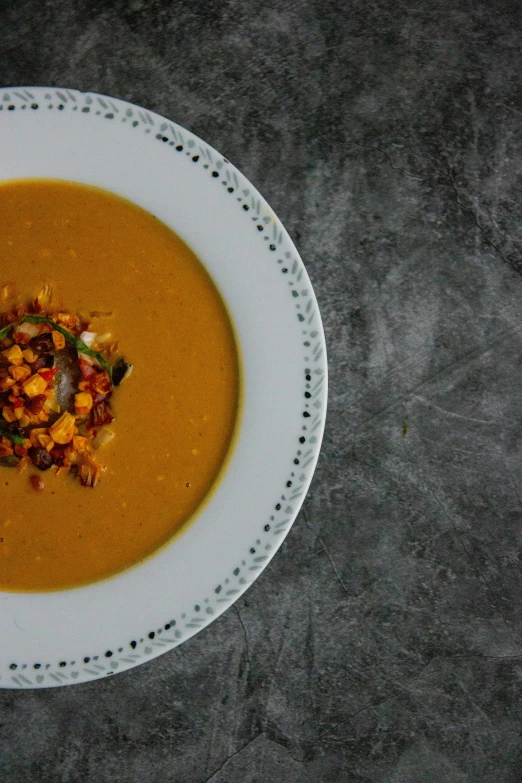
[44,398,61,414]
[29,428,47,448]
[37,434,55,452]
[63,446,78,466]
[74,392,93,415]
[2,344,24,366]
[1,283,15,302]
[22,348,39,363]
[9,364,31,383]
[36,283,53,307]
[2,407,16,423]
[0,377,16,392]
[56,312,79,329]
[49,411,76,444]
[73,435,90,453]
[51,330,66,350]
[23,373,48,398]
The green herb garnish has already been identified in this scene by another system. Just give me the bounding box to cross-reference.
[0,324,13,341]
[0,428,27,445]
[0,454,20,467]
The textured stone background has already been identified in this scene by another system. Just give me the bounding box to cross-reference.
[1,0,522,780]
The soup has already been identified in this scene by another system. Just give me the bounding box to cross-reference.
[0,180,240,591]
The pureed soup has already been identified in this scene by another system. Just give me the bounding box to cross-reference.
[0,180,240,591]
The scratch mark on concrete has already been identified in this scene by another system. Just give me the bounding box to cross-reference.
[413,394,495,425]
[233,604,251,673]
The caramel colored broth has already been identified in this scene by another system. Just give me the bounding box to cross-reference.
[0,180,239,591]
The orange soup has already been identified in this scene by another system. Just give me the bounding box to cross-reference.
[0,180,240,591]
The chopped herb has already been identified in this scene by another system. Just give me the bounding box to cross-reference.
[0,324,13,341]
[0,454,20,467]
[0,428,27,445]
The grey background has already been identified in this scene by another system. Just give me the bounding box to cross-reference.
[1,0,522,780]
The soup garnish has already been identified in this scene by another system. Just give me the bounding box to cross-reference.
[0,286,130,488]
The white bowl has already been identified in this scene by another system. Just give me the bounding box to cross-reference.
[0,87,327,688]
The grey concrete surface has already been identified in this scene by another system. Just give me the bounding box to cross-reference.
[1,0,522,780]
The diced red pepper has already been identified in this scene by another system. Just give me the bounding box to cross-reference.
[91,371,112,396]
[79,360,96,380]
[91,400,114,428]
[10,397,25,409]
[37,367,59,384]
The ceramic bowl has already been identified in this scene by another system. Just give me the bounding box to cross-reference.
[0,87,327,688]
